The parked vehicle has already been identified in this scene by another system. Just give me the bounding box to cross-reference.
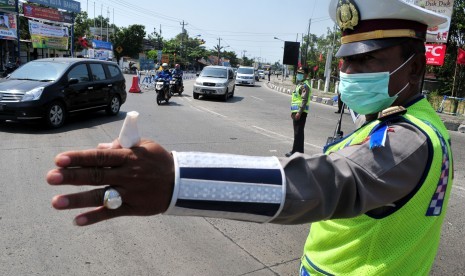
[155,77,171,105]
[235,66,255,86]
[0,58,126,128]
[2,62,19,77]
[193,66,235,101]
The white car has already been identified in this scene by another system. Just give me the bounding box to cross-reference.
[235,66,256,86]
[193,66,235,101]
[258,69,265,79]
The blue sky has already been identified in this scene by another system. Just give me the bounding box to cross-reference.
[76,0,334,64]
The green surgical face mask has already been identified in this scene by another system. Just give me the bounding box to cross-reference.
[296,74,304,82]
[339,54,415,115]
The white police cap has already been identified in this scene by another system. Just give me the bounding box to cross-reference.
[329,0,448,57]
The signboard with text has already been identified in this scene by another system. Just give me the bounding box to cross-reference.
[402,0,454,43]
[29,20,69,50]
[425,44,447,66]
[0,13,16,40]
[0,0,17,12]
[161,54,169,64]
[91,39,112,50]
[23,3,73,23]
[27,0,80,13]
[88,48,113,60]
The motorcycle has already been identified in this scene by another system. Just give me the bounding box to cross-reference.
[2,62,19,77]
[169,76,184,96]
[155,77,171,105]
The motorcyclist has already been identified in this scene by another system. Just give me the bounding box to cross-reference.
[156,63,172,79]
[171,64,184,92]
[156,63,172,99]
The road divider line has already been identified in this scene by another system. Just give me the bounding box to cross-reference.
[251,96,264,101]
[198,106,227,118]
[252,126,323,149]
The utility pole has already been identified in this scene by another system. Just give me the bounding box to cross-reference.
[217,37,222,65]
[107,7,110,42]
[180,21,188,65]
[324,24,338,93]
[304,18,311,67]
[100,4,103,40]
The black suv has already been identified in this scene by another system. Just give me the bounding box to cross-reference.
[0,58,127,128]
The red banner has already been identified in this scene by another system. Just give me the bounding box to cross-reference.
[23,3,73,24]
[457,48,465,65]
[425,44,447,66]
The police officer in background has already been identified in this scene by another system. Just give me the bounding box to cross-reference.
[46,0,453,275]
[286,67,312,157]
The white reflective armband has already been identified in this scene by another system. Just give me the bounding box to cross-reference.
[165,152,286,223]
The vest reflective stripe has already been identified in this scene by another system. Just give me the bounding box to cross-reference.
[291,80,311,113]
[302,98,453,275]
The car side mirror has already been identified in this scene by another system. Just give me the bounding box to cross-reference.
[196,73,200,77]
[68,78,79,85]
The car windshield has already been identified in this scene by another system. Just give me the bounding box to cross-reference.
[237,67,254,74]
[200,68,227,78]
[9,61,69,81]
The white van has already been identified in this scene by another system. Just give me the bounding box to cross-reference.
[235,66,255,86]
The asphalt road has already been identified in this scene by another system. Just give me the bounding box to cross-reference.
[0,75,463,275]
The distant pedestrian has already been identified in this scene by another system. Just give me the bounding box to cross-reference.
[267,68,271,81]
[335,90,343,113]
[286,67,311,157]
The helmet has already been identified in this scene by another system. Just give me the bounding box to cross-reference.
[162,63,168,70]
[175,64,180,69]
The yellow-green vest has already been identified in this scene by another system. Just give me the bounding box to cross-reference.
[301,98,453,276]
[291,80,311,113]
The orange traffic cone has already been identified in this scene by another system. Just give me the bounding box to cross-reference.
[129,76,141,93]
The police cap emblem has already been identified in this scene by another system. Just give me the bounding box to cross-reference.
[336,0,360,31]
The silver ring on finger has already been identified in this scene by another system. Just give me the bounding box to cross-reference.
[103,187,122,209]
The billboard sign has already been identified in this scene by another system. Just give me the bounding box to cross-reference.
[29,20,69,50]
[0,0,17,12]
[402,0,454,43]
[0,13,16,40]
[23,4,73,23]
[425,44,447,66]
[27,0,80,13]
[91,39,113,50]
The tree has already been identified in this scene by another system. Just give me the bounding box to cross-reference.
[73,12,93,52]
[112,24,146,61]
[427,0,465,97]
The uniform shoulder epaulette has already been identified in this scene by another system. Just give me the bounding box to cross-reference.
[377,106,407,120]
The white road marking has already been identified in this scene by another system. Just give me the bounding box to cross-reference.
[197,106,227,118]
[251,96,264,101]
[252,126,323,149]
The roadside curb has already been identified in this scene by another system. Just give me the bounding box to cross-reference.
[265,81,465,132]
[266,81,337,108]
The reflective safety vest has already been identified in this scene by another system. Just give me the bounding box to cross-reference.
[301,98,453,276]
[291,80,311,113]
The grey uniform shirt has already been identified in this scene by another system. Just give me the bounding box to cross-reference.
[298,83,310,114]
[272,121,429,224]
[166,119,429,225]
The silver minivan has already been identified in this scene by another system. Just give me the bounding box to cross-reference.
[193,66,236,101]
[235,66,256,86]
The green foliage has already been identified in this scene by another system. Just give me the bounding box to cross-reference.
[112,25,146,61]
[427,0,465,97]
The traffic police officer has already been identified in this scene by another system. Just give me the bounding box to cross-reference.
[287,67,312,157]
[46,0,453,275]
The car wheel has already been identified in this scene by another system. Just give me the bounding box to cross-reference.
[193,92,199,99]
[106,95,121,115]
[45,101,66,128]
[223,88,229,102]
